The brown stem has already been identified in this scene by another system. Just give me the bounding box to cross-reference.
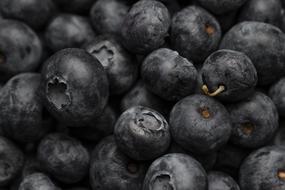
[202,85,225,97]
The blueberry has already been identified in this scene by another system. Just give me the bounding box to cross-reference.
[90,0,130,35]
[0,20,42,80]
[0,136,24,186]
[227,92,279,148]
[40,48,109,127]
[0,0,56,30]
[89,136,147,190]
[273,125,285,146]
[141,48,197,101]
[19,173,60,190]
[171,5,221,63]
[239,146,285,190]
[69,106,117,142]
[169,94,232,154]
[208,171,240,190]
[143,153,207,190]
[84,35,138,95]
[238,0,283,27]
[37,133,90,184]
[114,106,171,160]
[214,144,251,179]
[53,0,96,14]
[201,49,257,102]
[220,21,285,85]
[0,73,52,142]
[121,0,171,54]
[45,14,95,52]
[120,80,170,116]
[194,0,247,15]
[269,77,285,117]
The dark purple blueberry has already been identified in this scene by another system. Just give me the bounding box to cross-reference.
[0,136,24,186]
[169,94,232,154]
[40,48,109,127]
[201,49,257,102]
[208,171,240,190]
[121,0,171,54]
[69,106,117,142]
[114,106,171,160]
[195,0,247,14]
[0,73,52,142]
[171,5,221,63]
[0,20,42,80]
[227,92,279,148]
[0,0,56,30]
[141,48,198,101]
[120,81,170,116]
[90,0,130,35]
[239,146,285,190]
[238,0,283,27]
[37,133,90,184]
[269,77,285,117]
[143,153,207,190]
[45,14,95,52]
[19,173,60,190]
[90,136,147,190]
[220,21,285,85]
[84,35,138,95]
[53,0,96,14]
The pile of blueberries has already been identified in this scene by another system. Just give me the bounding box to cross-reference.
[0,0,285,189]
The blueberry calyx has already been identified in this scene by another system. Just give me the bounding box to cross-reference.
[205,24,215,35]
[135,111,164,131]
[240,122,255,135]
[46,77,71,110]
[198,107,211,119]
[278,170,285,181]
[91,45,114,68]
[202,84,225,97]
[127,162,139,174]
[150,173,174,190]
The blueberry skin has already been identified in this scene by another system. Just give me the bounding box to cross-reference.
[37,133,90,184]
[141,48,198,102]
[90,0,130,35]
[53,0,96,14]
[168,142,217,171]
[227,92,279,148]
[208,171,240,190]
[69,106,117,142]
[239,146,285,190]
[238,0,282,27]
[45,14,95,52]
[84,35,138,95]
[201,49,257,102]
[220,21,285,86]
[90,136,147,190]
[0,73,51,142]
[214,144,251,179]
[269,78,285,117]
[195,0,247,15]
[0,20,42,80]
[143,153,207,190]
[40,48,109,127]
[170,94,232,154]
[0,136,24,186]
[121,80,170,116]
[0,0,56,30]
[114,106,171,160]
[171,6,222,64]
[19,173,60,190]
[121,0,171,54]
[273,126,285,146]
